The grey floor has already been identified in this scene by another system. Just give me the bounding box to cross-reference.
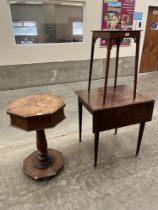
[0,72,158,210]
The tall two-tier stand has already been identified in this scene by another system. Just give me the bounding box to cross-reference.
[75,30,155,167]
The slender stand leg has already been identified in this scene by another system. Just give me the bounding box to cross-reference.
[134,37,140,99]
[136,122,145,157]
[94,132,100,167]
[113,40,121,136]
[88,37,96,93]
[103,39,112,104]
[114,40,121,89]
[33,129,53,169]
[114,128,118,135]
[78,99,82,142]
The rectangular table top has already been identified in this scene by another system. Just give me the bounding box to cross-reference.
[75,85,154,113]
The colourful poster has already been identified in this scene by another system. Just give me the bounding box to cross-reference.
[101,0,136,46]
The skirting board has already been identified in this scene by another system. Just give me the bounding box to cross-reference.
[0,57,135,90]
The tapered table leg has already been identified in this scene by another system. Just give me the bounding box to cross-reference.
[114,128,118,135]
[94,132,99,167]
[136,122,145,156]
[78,99,82,142]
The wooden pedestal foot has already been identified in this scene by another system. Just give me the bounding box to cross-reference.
[23,149,64,180]
[23,130,64,180]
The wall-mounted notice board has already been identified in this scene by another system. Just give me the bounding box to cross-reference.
[101,0,135,46]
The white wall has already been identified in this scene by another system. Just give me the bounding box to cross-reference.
[0,0,151,66]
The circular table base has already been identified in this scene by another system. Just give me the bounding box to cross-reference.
[23,148,64,180]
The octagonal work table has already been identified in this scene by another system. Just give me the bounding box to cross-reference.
[7,94,66,180]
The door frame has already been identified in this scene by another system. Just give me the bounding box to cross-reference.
[140,1,158,72]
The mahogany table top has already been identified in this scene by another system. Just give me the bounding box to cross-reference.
[7,94,65,118]
[75,85,154,113]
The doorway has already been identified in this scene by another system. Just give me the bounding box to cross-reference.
[140,6,158,73]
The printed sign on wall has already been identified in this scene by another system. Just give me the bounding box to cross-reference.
[134,12,143,21]
[101,0,136,46]
[150,22,158,30]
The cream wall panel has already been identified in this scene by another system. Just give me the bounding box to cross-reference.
[0,0,150,65]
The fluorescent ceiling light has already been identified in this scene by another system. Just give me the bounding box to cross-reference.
[25,1,43,4]
[9,0,18,3]
[60,2,83,6]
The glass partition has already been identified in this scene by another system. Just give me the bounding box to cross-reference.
[9,0,84,45]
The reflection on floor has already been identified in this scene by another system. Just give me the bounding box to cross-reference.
[0,72,158,210]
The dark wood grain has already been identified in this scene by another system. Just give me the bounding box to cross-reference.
[7,94,65,117]
[33,130,53,169]
[78,99,82,143]
[103,38,112,103]
[7,94,66,180]
[24,148,64,180]
[92,101,153,132]
[94,132,99,167]
[88,30,141,100]
[134,37,140,99]
[114,40,121,88]
[76,85,154,113]
[9,108,65,131]
[88,37,96,92]
[75,85,154,166]
[92,30,141,39]
[136,122,145,156]
[76,30,154,167]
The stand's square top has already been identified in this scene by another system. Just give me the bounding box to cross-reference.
[92,30,141,39]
